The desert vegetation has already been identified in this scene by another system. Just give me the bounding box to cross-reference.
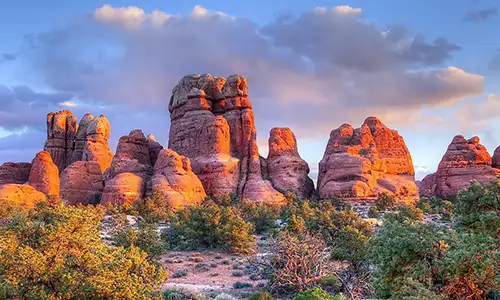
[0,179,499,299]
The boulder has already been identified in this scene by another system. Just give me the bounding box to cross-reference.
[60,161,104,205]
[82,115,113,172]
[168,74,284,204]
[44,110,77,171]
[152,149,207,209]
[421,136,500,198]
[29,151,60,198]
[318,117,418,202]
[0,162,31,184]
[101,172,145,207]
[267,128,314,198]
[0,184,47,209]
[493,146,500,169]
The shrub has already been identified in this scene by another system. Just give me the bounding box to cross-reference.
[112,220,168,260]
[167,202,255,254]
[133,189,174,223]
[214,293,237,300]
[292,287,341,300]
[232,271,244,277]
[248,291,275,300]
[369,206,450,298]
[233,281,253,289]
[239,200,280,234]
[417,196,453,220]
[173,269,188,278]
[268,231,329,293]
[0,204,168,299]
[374,192,396,211]
[163,288,205,300]
[367,206,380,218]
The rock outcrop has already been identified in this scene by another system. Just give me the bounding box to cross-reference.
[168,74,285,204]
[44,110,77,171]
[0,162,31,184]
[29,151,60,198]
[60,161,104,205]
[493,146,500,169]
[101,172,145,206]
[267,128,314,198]
[152,149,207,209]
[82,115,113,172]
[418,136,500,198]
[0,184,47,209]
[69,113,94,165]
[147,134,163,167]
[318,117,418,202]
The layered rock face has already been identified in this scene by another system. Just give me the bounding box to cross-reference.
[44,110,77,171]
[147,134,164,167]
[102,130,152,206]
[152,149,207,209]
[169,74,285,203]
[419,136,500,198]
[318,117,418,201]
[0,162,31,184]
[60,161,104,205]
[267,128,314,198]
[29,151,60,198]
[493,146,500,169]
[0,184,47,209]
[81,115,113,172]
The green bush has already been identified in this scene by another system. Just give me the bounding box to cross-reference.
[248,291,275,300]
[233,281,253,289]
[163,288,205,300]
[112,220,168,260]
[167,201,255,254]
[369,206,450,298]
[367,206,380,218]
[374,192,396,211]
[0,204,168,299]
[417,196,453,220]
[239,200,280,234]
[292,287,341,300]
[133,189,174,223]
[173,269,188,278]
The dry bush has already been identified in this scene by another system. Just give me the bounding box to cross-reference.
[268,231,330,293]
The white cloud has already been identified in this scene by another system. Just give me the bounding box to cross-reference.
[333,5,362,16]
[59,101,77,107]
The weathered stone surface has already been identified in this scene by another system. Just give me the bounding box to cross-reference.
[0,162,31,184]
[318,117,417,202]
[115,130,151,166]
[44,110,77,171]
[152,149,206,209]
[82,115,113,172]
[168,74,284,204]
[60,161,104,205]
[0,184,47,209]
[147,134,163,167]
[493,146,500,169]
[420,136,500,198]
[267,128,314,198]
[69,113,95,165]
[101,172,145,206]
[28,151,60,198]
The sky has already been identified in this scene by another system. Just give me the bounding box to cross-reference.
[0,0,499,180]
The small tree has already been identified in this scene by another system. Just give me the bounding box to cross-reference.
[133,189,174,223]
[112,220,168,261]
[268,231,329,293]
[374,192,396,211]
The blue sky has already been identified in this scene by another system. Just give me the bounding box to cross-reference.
[0,0,499,180]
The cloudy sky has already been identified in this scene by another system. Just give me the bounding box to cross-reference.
[0,0,499,180]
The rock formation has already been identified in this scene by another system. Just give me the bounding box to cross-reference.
[82,115,113,172]
[419,136,500,198]
[29,151,60,198]
[318,117,418,202]
[101,172,145,206]
[0,162,31,184]
[102,130,151,205]
[267,128,314,198]
[168,74,285,204]
[69,113,94,165]
[44,110,77,171]
[147,134,163,167]
[152,149,207,209]
[60,161,104,205]
[0,184,47,209]
[493,146,500,169]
